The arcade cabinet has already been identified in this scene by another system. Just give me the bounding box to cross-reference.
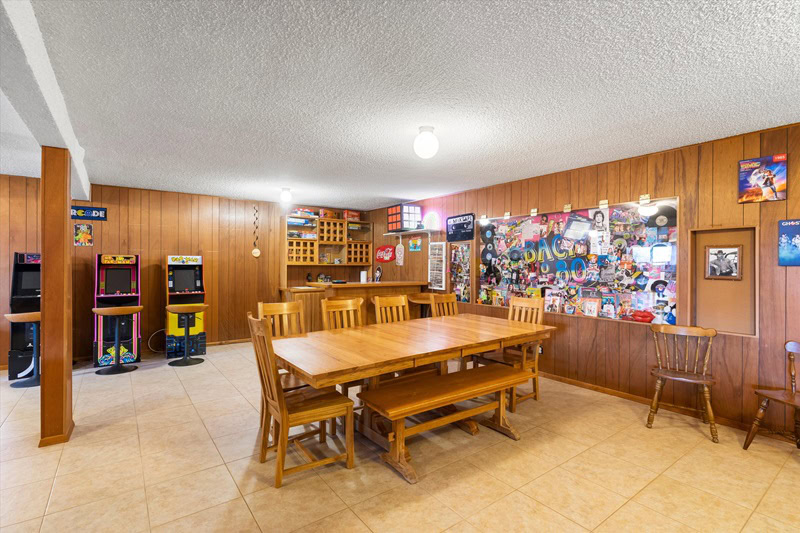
[7,253,41,382]
[165,255,206,358]
[93,254,142,367]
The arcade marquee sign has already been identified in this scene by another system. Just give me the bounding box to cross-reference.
[71,206,107,221]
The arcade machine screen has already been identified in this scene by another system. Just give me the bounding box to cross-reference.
[17,271,40,293]
[173,268,196,292]
[105,268,132,294]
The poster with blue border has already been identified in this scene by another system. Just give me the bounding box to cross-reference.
[778,219,800,266]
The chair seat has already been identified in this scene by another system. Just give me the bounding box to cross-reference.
[280,372,309,392]
[285,388,353,425]
[755,389,800,408]
[651,368,716,385]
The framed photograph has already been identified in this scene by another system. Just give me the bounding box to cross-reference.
[704,245,742,280]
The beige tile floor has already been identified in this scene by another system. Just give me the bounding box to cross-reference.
[1,344,798,532]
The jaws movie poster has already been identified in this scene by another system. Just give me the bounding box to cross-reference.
[478,199,678,325]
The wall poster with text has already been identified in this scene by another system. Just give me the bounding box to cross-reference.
[478,198,678,324]
[449,242,471,302]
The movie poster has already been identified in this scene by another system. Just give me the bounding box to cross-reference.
[478,199,678,324]
[778,219,800,266]
[449,243,471,302]
[738,154,787,204]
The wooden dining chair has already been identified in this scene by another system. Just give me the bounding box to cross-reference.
[474,296,544,411]
[429,293,459,318]
[374,295,411,324]
[321,297,364,330]
[321,297,366,432]
[646,324,719,443]
[247,313,354,487]
[743,341,799,450]
[256,301,312,442]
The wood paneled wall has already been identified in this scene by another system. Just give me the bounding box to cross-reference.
[0,175,41,368]
[368,123,800,434]
[67,186,287,360]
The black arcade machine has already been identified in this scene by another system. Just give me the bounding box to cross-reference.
[6,253,41,386]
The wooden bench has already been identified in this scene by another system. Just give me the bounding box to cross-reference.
[358,364,531,483]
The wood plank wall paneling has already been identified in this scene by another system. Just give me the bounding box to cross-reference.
[368,123,800,435]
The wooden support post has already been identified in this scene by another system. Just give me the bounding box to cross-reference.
[39,146,74,446]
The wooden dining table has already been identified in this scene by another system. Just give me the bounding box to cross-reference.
[271,313,556,449]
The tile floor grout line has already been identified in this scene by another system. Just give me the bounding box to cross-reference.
[735,446,796,532]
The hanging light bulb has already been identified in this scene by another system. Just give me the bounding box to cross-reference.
[279,188,292,205]
[413,126,439,159]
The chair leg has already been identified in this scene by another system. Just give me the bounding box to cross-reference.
[743,397,769,450]
[319,416,327,443]
[699,386,709,423]
[274,421,288,488]
[345,406,354,469]
[646,377,665,428]
[702,385,719,443]
[532,374,540,401]
[260,412,272,463]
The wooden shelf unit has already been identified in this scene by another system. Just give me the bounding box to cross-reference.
[281,212,373,269]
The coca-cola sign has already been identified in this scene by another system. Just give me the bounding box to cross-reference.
[376,245,395,263]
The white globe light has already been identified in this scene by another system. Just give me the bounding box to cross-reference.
[280,188,292,205]
[413,126,439,159]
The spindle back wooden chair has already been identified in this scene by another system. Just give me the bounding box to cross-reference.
[374,295,411,324]
[257,301,306,338]
[247,313,354,487]
[321,297,364,330]
[430,293,459,318]
[743,341,799,450]
[474,296,545,411]
[647,324,719,442]
[321,297,365,433]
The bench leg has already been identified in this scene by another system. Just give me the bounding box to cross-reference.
[345,406,354,468]
[380,418,418,483]
[438,404,480,435]
[480,389,521,440]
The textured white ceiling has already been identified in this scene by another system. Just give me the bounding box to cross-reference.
[25,0,800,209]
[0,88,40,178]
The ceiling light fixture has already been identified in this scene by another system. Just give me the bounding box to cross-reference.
[413,126,439,159]
[279,188,292,205]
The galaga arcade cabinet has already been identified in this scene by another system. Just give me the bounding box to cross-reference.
[93,254,142,367]
[165,255,206,358]
[7,253,41,381]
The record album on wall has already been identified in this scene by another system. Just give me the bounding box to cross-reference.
[738,154,787,204]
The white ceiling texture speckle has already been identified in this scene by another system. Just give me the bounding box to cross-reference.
[26,0,800,209]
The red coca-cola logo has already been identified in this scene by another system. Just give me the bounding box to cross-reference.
[376,245,395,263]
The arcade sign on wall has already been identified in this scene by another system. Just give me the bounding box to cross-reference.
[376,245,395,263]
[71,206,108,221]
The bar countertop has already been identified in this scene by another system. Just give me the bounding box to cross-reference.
[305,281,428,289]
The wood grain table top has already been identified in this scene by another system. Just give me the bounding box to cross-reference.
[306,281,428,289]
[272,314,555,388]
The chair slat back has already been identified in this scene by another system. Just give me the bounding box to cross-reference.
[257,301,306,338]
[508,296,544,325]
[374,295,410,324]
[321,297,363,330]
[786,341,798,395]
[247,312,285,417]
[650,324,717,375]
[431,293,459,318]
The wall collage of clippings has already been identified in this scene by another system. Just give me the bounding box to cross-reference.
[478,199,679,324]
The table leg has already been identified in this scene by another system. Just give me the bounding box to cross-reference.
[480,389,521,440]
[380,418,418,483]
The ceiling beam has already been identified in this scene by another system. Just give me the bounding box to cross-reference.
[0,0,90,200]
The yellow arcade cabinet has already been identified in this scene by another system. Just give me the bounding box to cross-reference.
[165,255,206,358]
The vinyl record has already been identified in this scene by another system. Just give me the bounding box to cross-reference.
[480,224,496,243]
[645,205,677,228]
[508,248,523,261]
[481,247,497,265]
[485,242,495,253]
